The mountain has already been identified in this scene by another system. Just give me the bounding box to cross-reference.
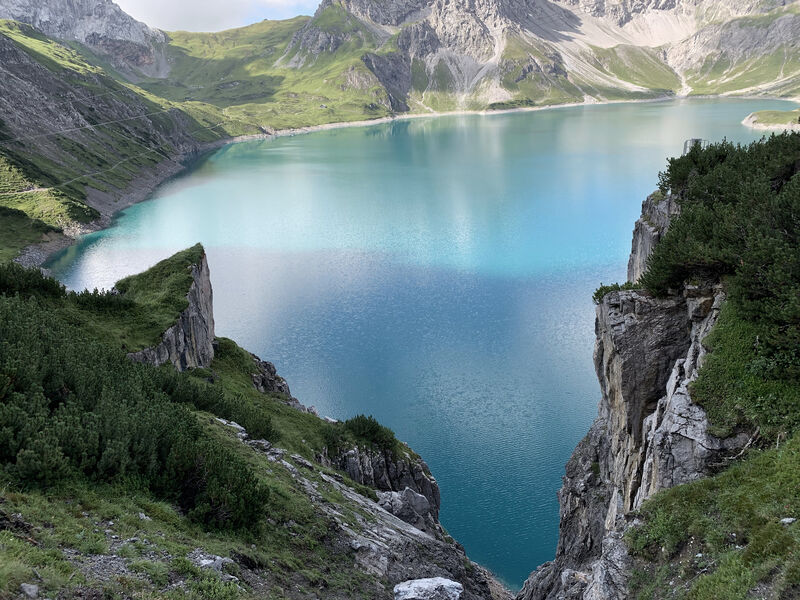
[278,0,800,110]
[105,0,800,130]
[0,0,168,76]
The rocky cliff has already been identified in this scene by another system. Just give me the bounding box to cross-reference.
[128,251,216,371]
[321,443,444,538]
[627,192,680,284]
[0,0,168,76]
[287,0,800,111]
[517,193,749,600]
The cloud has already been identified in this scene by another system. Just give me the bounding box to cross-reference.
[113,0,320,32]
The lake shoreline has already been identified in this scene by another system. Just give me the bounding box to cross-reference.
[17,93,798,271]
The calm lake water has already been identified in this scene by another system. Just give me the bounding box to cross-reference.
[47,98,796,588]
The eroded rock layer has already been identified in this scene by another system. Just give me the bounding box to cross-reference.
[518,193,748,600]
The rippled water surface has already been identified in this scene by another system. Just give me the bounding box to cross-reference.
[47,98,796,588]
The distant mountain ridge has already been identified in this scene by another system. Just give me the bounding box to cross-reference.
[285,0,800,109]
[0,0,168,76]
[2,0,798,114]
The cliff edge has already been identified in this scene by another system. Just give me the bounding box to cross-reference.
[518,192,749,600]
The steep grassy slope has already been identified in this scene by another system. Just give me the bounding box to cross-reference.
[0,249,492,599]
[617,134,800,599]
[139,13,394,130]
[0,20,264,261]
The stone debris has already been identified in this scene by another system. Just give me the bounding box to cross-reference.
[394,577,463,600]
[215,418,248,439]
[187,549,237,581]
[20,583,38,599]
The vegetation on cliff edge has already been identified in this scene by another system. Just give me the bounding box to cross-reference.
[0,248,412,599]
[627,133,800,599]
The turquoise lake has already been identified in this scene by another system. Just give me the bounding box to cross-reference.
[46,98,797,589]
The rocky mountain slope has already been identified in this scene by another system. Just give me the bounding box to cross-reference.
[0,0,167,76]
[280,0,800,112]
[0,18,265,264]
[0,246,509,600]
[2,0,788,135]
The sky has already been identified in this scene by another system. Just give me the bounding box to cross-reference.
[114,0,320,32]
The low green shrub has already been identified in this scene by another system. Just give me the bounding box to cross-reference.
[592,281,638,304]
[0,287,269,530]
[343,415,399,453]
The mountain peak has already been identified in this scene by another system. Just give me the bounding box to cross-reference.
[0,0,167,76]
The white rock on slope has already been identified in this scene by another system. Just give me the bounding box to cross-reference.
[395,577,464,600]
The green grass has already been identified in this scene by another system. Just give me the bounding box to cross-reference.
[0,20,104,75]
[588,45,680,92]
[0,252,416,598]
[691,303,800,439]
[43,244,209,352]
[747,108,800,127]
[0,206,57,262]
[138,15,392,131]
[113,243,204,343]
[627,434,800,599]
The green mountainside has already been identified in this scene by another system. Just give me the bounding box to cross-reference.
[0,248,504,600]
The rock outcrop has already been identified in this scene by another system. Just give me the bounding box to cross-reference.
[394,577,464,600]
[251,355,292,396]
[378,488,439,537]
[320,443,444,536]
[627,192,680,283]
[222,421,506,599]
[128,252,215,372]
[517,195,749,600]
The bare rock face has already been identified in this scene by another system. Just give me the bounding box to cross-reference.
[378,487,440,537]
[128,253,215,372]
[0,0,168,77]
[394,577,464,600]
[251,356,292,396]
[627,192,680,284]
[518,199,749,600]
[319,444,443,535]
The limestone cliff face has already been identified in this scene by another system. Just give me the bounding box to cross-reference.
[319,443,444,538]
[0,0,168,76]
[128,253,215,372]
[627,192,680,284]
[517,196,748,600]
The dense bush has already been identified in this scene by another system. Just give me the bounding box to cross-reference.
[640,133,800,437]
[343,415,399,453]
[0,284,269,529]
[0,260,64,298]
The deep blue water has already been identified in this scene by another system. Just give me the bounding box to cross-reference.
[46,98,797,589]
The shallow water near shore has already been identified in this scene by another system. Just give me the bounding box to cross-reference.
[47,97,797,589]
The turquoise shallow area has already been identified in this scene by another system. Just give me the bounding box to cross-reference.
[47,98,796,589]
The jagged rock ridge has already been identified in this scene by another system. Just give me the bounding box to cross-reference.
[287,0,800,110]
